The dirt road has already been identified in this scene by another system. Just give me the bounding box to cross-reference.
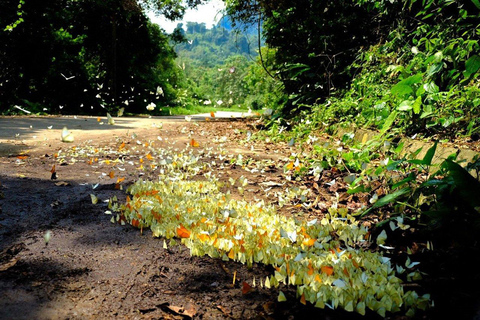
[0,115,368,320]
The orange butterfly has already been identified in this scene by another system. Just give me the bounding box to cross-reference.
[190,139,199,147]
[321,265,334,276]
[242,281,253,295]
[177,225,191,238]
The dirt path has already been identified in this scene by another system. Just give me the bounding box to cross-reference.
[3,115,480,320]
[0,116,372,320]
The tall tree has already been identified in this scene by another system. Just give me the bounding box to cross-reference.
[0,0,206,114]
[224,0,399,115]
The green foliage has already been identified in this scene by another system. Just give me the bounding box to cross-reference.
[2,0,25,31]
[242,48,286,110]
[0,0,202,115]
[260,113,480,246]
[283,0,480,138]
[226,0,400,115]
[226,0,480,137]
[174,20,284,110]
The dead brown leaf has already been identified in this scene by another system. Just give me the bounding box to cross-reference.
[262,301,276,315]
[0,257,18,272]
[216,305,231,316]
[159,302,197,319]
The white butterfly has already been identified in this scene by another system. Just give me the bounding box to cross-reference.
[156,86,164,96]
[44,231,52,245]
[61,73,75,80]
[61,127,74,142]
[280,227,297,243]
[107,113,115,125]
[13,105,31,114]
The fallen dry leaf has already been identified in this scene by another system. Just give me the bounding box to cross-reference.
[0,258,18,272]
[262,301,276,315]
[159,302,197,319]
[216,305,231,316]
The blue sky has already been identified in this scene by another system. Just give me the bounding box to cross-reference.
[148,0,225,33]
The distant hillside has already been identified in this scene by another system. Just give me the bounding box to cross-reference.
[217,15,259,34]
[174,20,259,68]
[171,19,265,109]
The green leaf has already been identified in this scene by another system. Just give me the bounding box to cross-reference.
[387,159,404,171]
[423,82,439,94]
[464,55,480,78]
[392,173,416,189]
[415,85,426,97]
[361,187,411,217]
[373,188,411,208]
[380,110,397,135]
[422,142,437,165]
[420,110,433,119]
[413,96,422,114]
[284,63,311,80]
[410,147,423,159]
[472,0,480,9]
[426,63,443,77]
[408,142,437,165]
[397,100,413,111]
[442,159,480,208]
[391,74,423,97]
[394,142,404,154]
[347,185,367,194]
[421,179,448,188]
[391,84,413,97]
[399,73,424,86]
